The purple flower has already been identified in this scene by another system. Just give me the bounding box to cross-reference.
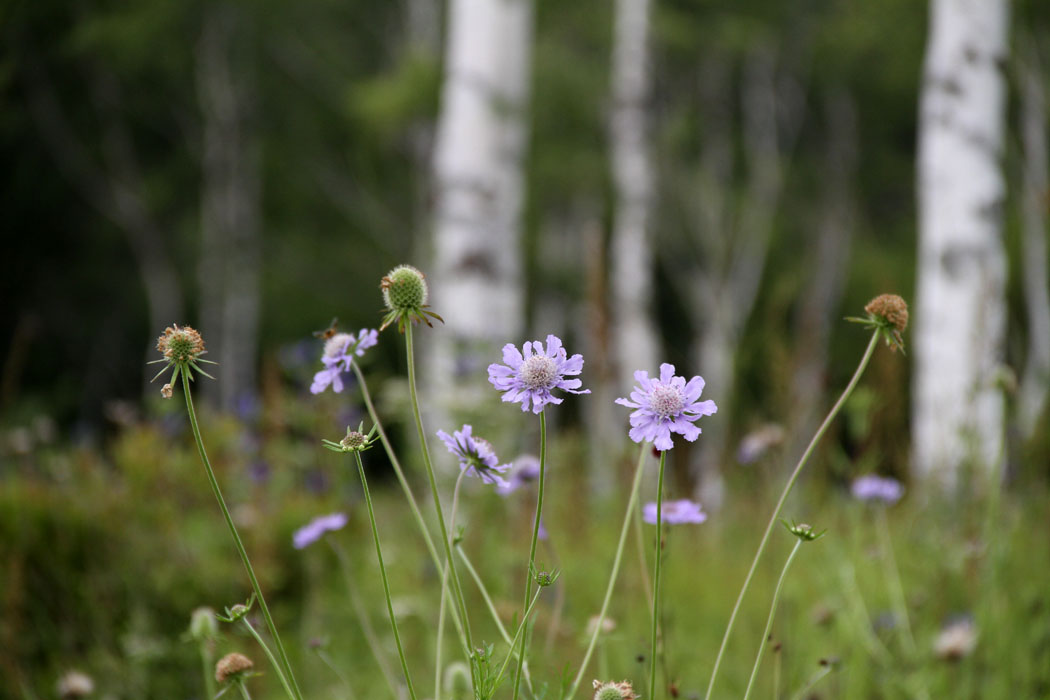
[615,363,717,451]
[310,329,379,394]
[497,455,541,495]
[851,475,904,505]
[487,335,590,414]
[642,499,707,525]
[293,512,348,549]
[436,424,511,487]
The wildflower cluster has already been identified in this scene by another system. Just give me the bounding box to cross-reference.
[311,328,379,394]
[616,363,717,451]
[488,335,590,413]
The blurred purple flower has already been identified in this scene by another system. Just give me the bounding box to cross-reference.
[310,329,379,395]
[487,335,589,414]
[436,424,511,487]
[293,512,348,549]
[851,475,904,505]
[642,499,707,525]
[616,363,717,451]
[497,455,541,496]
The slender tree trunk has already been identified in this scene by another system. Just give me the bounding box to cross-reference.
[790,92,858,451]
[429,0,532,414]
[1017,38,1050,441]
[197,4,262,413]
[24,55,184,399]
[913,0,1009,486]
[609,0,658,380]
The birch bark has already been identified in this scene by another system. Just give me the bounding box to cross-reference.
[913,0,1009,485]
[197,5,262,412]
[429,0,532,412]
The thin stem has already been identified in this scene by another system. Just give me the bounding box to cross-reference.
[199,642,216,700]
[703,330,880,699]
[788,665,832,700]
[492,588,545,690]
[436,469,468,700]
[649,450,667,700]
[241,618,296,700]
[352,362,470,656]
[743,540,803,700]
[875,506,916,655]
[457,545,535,694]
[403,326,475,672]
[566,444,649,699]
[354,450,419,700]
[181,372,302,700]
[329,539,401,700]
[633,494,654,615]
[237,682,253,700]
[512,411,547,700]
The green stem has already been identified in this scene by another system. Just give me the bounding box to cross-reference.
[492,588,545,690]
[875,506,916,655]
[457,545,535,694]
[703,329,880,699]
[354,450,418,700]
[329,539,401,700]
[633,493,654,617]
[181,372,302,700]
[566,444,648,699]
[649,450,667,700]
[511,412,547,700]
[403,326,475,675]
[436,469,468,700]
[241,617,296,700]
[199,642,216,700]
[237,681,253,700]
[742,540,802,700]
[352,362,470,656]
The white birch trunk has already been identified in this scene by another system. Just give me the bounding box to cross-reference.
[429,0,532,412]
[197,5,262,412]
[914,0,1009,486]
[609,0,658,381]
[1018,42,1050,440]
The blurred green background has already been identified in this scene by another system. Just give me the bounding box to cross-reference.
[2,0,1050,698]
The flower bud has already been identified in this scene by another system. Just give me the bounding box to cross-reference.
[592,680,638,700]
[189,606,219,642]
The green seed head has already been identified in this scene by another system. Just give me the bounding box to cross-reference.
[381,264,428,313]
[157,324,206,364]
[341,431,367,450]
[592,680,638,700]
[189,606,218,642]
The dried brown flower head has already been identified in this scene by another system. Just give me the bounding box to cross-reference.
[864,294,909,334]
[215,652,254,684]
[592,679,639,700]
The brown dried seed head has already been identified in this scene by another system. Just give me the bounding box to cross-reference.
[215,652,254,683]
[864,294,908,334]
[156,324,206,363]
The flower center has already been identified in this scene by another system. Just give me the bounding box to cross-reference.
[519,355,558,390]
[324,333,353,359]
[649,384,684,418]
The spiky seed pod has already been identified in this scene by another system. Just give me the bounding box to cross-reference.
[379,264,444,332]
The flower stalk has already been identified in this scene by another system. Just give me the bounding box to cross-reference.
[511,412,547,700]
[566,443,648,699]
[180,371,302,700]
[703,329,880,699]
[648,450,667,700]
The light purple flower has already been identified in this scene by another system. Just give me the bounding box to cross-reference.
[310,329,379,394]
[497,455,541,496]
[436,424,511,488]
[487,335,590,414]
[615,363,717,451]
[642,499,707,525]
[851,475,904,505]
[293,512,349,549]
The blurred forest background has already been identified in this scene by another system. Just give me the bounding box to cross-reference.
[3,0,1050,698]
